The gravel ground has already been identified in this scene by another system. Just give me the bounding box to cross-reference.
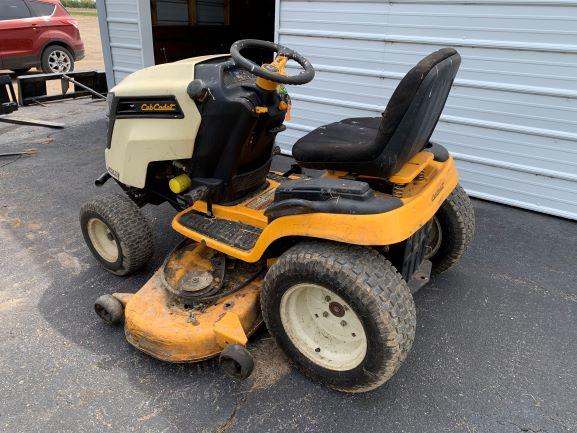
[0,100,576,433]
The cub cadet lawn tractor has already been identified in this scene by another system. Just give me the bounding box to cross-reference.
[80,39,475,393]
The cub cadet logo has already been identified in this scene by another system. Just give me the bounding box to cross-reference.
[432,182,445,201]
[140,102,177,112]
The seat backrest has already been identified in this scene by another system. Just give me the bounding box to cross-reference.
[374,48,461,176]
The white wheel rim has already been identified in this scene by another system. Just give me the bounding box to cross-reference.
[48,50,71,73]
[280,283,367,371]
[87,218,119,263]
[425,217,443,260]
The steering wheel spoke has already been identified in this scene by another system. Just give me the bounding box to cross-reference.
[230,39,315,87]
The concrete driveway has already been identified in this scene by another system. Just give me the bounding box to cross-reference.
[1,100,576,433]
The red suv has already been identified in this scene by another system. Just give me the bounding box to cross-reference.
[0,0,84,74]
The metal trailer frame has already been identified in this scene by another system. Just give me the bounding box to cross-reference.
[17,71,108,106]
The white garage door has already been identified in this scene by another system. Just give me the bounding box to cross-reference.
[96,0,154,87]
[276,0,577,220]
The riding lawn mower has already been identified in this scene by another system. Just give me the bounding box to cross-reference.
[80,39,475,393]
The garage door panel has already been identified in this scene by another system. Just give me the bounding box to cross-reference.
[389,3,577,45]
[458,161,577,220]
[433,124,577,177]
[107,23,141,45]
[98,0,154,87]
[110,49,143,71]
[443,92,577,136]
[287,73,393,108]
[283,0,577,46]
[280,36,389,71]
[282,4,387,34]
[282,1,387,20]
[284,95,577,179]
[288,100,374,129]
[281,37,577,92]
[278,0,577,220]
[288,73,577,136]
[104,0,140,20]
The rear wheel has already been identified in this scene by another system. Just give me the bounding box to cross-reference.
[41,45,74,74]
[80,193,153,276]
[426,184,475,275]
[261,241,416,393]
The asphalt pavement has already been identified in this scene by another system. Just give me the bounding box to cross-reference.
[1,99,576,433]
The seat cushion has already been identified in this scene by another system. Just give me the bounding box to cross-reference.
[292,117,381,163]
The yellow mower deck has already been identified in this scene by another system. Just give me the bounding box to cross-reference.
[172,153,459,262]
[112,242,262,363]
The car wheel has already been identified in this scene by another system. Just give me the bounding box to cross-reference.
[41,45,74,74]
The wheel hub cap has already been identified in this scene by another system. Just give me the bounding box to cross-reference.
[48,50,71,73]
[280,283,367,371]
[87,218,119,263]
[425,217,443,259]
[328,301,345,317]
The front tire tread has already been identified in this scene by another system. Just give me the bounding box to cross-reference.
[80,192,153,276]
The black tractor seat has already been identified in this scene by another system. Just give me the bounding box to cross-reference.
[293,48,461,178]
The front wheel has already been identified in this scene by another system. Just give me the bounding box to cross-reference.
[94,294,124,325]
[219,344,255,380]
[261,241,416,393]
[426,183,475,275]
[80,193,153,276]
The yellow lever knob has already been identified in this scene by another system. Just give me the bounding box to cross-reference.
[169,174,192,194]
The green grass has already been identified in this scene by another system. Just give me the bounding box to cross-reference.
[61,0,96,9]
[68,8,98,16]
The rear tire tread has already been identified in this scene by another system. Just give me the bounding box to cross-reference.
[431,184,475,275]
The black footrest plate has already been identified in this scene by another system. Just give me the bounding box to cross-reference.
[179,212,262,251]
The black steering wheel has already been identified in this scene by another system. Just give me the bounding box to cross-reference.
[230,39,315,86]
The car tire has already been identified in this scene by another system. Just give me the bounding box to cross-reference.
[261,241,416,393]
[426,184,475,275]
[80,193,153,276]
[41,45,74,74]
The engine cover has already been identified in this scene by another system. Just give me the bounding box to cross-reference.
[105,55,226,188]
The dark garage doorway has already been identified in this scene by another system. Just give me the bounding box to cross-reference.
[150,0,276,65]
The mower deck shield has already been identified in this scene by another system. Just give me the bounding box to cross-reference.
[122,269,262,363]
